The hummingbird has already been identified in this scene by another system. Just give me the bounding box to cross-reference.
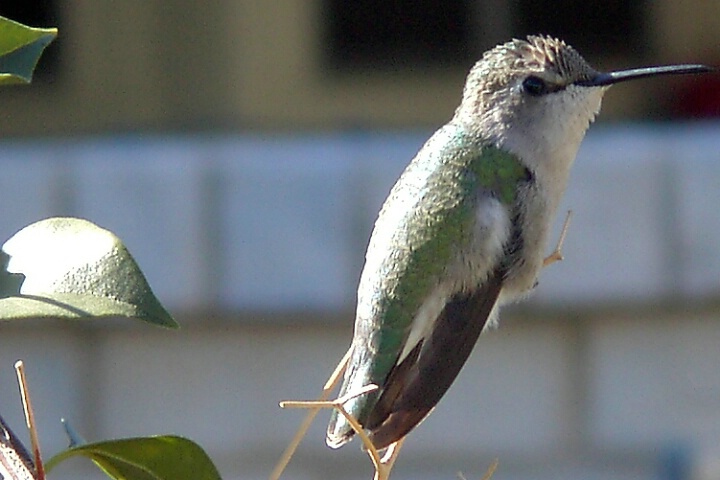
[326,35,711,451]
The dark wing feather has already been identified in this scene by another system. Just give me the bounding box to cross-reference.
[365,266,505,450]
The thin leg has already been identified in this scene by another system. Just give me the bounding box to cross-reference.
[543,210,573,267]
[269,347,352,480]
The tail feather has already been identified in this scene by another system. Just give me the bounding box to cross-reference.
[325,358,379,448]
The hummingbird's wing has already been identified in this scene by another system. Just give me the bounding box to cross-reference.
[326,125,529,449]
[365,267,504,449]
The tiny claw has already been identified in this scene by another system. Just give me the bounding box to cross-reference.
[543,210,573,268]
[542,250,564,267]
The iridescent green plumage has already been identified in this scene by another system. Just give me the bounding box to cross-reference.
[327,124,529,448]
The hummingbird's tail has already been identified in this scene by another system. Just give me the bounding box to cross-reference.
[325,357,380,449]
[325,419,350,449]
[325,390,360,449]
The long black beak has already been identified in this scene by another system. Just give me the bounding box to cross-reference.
[577,64,714,87]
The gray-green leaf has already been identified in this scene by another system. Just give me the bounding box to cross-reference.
[45,436,222,480]
[0,217,177,328]
[0,15,57,85]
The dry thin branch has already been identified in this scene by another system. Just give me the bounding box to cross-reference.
[280,384,381,468]
[14,361,44,480]
[278,384,404,480]
[458,458,499,480]
[270,347,352,480]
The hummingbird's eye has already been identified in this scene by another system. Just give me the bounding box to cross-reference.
[522,76,548,96]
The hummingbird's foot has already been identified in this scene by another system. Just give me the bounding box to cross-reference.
[543,210,573,267]
[270,347,352,480]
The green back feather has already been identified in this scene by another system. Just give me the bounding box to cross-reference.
[337,124,529,427]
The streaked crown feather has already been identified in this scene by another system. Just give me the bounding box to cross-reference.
[463,35,597,100]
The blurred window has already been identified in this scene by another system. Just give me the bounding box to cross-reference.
[323,0,474,71]
[323,0,648,72]
[514,0,648,56]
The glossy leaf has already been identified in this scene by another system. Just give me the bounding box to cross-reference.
[0,217,177,328]
[0,15,57,85]
[45,436,222,480]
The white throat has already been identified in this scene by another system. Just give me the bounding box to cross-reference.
[487,85,606,210]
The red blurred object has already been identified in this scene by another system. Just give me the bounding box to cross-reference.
[672,72,720,118]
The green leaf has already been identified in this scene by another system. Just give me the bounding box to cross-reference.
[0,217,178,328]
[45,436,222,480]
[0,15,57,85]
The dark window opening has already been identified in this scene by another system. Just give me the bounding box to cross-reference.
[323,0,474,72]
[514,0,647,58]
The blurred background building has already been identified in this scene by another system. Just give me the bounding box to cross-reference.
[0,2,719,480]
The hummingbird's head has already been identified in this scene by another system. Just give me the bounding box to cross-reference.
[456,36,606,161]
[455,35,711,175]
[462,35,598,104]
